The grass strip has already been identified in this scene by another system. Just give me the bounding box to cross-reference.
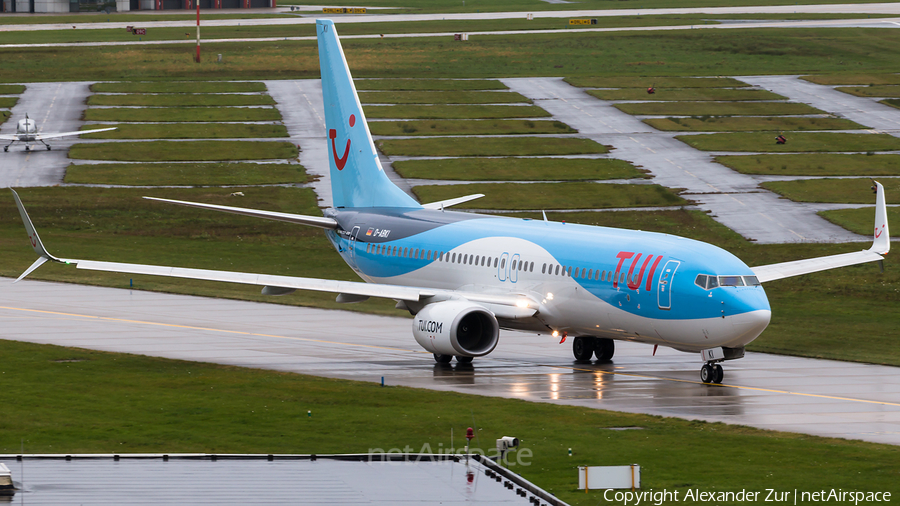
[354,79,506,91]
[588,88,784,101]
[0,110,9,125]
[364,104,549,119]
[645,116,863,132]
[715,153,900,176]
[358,91,529,104]
[2,339,899,506]
[760,178,900,204]
[64,162,306,186]
[88,93,275,107]
[369,119,574,136]
[377,137,608,156]
[614,101,823,116]
[0,97,18,108]
[79,123,288,139]
[84,107,282,122]
[1,189,897,366]
[802,74,900,86]
[5,29,900,82]
[835,85,900,98]
[91,82,267,93]
[676,132,900,152]
[68,140,297,162]
[393,157,644,181]
[565,76,748,88]
[411,182,686,210]
[0,12,287,24]
[881,98,900,110]
[820,207,900,236]
[0,84,25,93]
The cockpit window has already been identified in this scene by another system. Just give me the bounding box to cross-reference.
[706,276,719,289]
[743,275,761,286]
[695,274,708,289]
[719,276,744,287]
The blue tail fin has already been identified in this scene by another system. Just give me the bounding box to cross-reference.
[317,20,421,209]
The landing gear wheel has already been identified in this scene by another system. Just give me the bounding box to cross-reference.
[713,364,724,384]
[594,338,615,363]
[46,145,51,151]
[24,146,30,152]
[456,356,473,364]
[700,364,714,383]
[433,353,452,364]
[572,336,595,362]
[3,146,7,152]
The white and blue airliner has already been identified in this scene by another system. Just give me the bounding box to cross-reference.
[12,20,891,384]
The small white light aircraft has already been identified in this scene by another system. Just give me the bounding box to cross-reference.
[0,114,116,152]
[10,20,891,383]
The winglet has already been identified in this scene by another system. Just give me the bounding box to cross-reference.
[870,180,890,255]
[10,189,63,282]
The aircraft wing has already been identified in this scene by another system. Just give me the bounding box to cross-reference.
[143,197,339,229]
[10,190,537,318]
[752,181,890,283]
[0,134,19,141]
[35,127,117,140]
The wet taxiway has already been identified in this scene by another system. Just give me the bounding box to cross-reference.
[1,278,898,446]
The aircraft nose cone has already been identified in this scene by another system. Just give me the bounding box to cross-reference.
[731,309,771,344]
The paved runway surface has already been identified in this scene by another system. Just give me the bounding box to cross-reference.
[2,278,898,446]
[501,77,866,244]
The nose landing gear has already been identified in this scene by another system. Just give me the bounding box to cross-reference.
[700,363,724,384]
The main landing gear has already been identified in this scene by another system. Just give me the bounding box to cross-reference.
[572,336,615,363]
[700,362,724,384]
[433,353,473,364]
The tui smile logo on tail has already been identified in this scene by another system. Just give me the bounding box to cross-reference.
[329,114,355,170]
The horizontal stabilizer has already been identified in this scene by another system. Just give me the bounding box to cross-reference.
[144,197,338,229]
[422,194,485,210]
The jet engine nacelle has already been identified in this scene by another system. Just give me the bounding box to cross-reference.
[412,300,499,357]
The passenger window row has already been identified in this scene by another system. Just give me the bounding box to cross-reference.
[695,274,761,290]
[541,263,627,285]
[364,243,536,272]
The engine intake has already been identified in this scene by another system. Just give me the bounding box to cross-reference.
[412,300,499,357]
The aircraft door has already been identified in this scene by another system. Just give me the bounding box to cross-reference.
[657,260,680,310]
[509,253,520,283]
[498,252,509,282]
[348,226,360,259]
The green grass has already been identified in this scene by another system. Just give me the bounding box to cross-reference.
[411,182,687,210]
[645,116,864,132]
[91,82,267,93]
[5,28,900,82]
[566,76,748,88]
[359,91,529,104]
[0,110,9,125]
[820,207,900,236]
[0,97,16,108]
[835,85,900,97]
[79,123,288,139]
[369,119,574,136]
[393,157,645,181]
[802,74,900,86]
[64,162,307,186]
[2,340,899,506]
[881,98,900,110]
[615,101,824,116]
[84,107,282,122]
[760,178,900,204]
[0,12,287,24]
[715,153,900,176]
[355,79,507,91]
[676,132,900,152]
[377,137,608,156]
[364,104,550,119]
[88,93,275,107]
[0,84,25,93]
[588,88,785,101]
[68,140,298,162]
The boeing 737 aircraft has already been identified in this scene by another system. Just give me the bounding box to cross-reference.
[11,20,891,384]
[1,114,116,152]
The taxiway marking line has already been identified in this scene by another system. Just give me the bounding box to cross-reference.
[4,304,899,408]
